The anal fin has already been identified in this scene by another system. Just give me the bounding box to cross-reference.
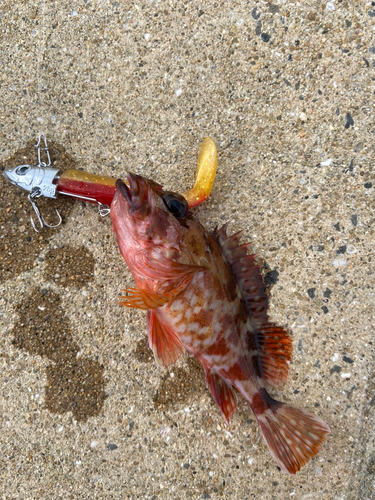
[205,370,237,425]
[147,310,184,368]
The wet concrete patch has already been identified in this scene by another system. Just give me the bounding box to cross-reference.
[153,357,206,409]
[0,140,75,284]
[11,287,106,421]
[44,246,95,287]
[133,336,154,364]
[45,357,106,421]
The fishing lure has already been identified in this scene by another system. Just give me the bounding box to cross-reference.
[3,135,330,475]
[3,134,217,231]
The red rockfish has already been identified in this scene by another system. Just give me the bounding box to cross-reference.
[111,173,330,475]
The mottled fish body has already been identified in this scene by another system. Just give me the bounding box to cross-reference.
[111,173,330,475]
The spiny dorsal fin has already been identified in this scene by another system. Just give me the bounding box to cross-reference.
[214,224,292,387]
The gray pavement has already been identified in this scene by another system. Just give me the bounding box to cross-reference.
[1,1,375,499]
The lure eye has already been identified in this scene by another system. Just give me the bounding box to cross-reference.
[16,165,31,176]
[162,192,189,218]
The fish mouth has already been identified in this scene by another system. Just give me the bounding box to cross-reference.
[115,177,132,204]
[115,173,151,217]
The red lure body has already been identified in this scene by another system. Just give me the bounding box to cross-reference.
[56,169,117,207]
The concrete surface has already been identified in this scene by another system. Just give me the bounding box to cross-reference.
[1,1,375,499]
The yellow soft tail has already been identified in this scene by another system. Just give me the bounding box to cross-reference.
[182,137,217,207]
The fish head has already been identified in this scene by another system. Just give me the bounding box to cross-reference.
[111,173,205,281]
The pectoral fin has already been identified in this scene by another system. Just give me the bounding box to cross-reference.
[120,275,192,309]
[147,310,184,368]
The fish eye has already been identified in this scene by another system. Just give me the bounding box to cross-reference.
[162,192,189,218]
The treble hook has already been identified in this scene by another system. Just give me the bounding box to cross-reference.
[28,189,62,233]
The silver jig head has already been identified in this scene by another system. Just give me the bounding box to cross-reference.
[3,134,63,233]
[4,133,110,232]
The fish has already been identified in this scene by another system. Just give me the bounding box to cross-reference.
[110,172,330,475]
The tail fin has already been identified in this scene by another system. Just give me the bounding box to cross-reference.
[257,402,330,475]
